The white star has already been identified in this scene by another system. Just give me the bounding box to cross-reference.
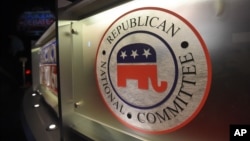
[120,51,127,59]
[131,50,139,59]
[142,48,152,58]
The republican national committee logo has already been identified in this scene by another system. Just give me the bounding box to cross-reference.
[95,7,212,134]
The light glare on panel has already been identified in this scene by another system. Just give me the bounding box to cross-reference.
[88,41,91,47]
[87,0,191,23]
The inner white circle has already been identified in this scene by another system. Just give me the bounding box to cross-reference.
[108,32,177,107]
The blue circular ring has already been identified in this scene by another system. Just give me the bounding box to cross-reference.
[108,30,178,109]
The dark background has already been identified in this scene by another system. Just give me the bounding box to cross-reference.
[0,0,55,140]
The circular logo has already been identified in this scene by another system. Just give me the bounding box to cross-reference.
[95,7,212,134]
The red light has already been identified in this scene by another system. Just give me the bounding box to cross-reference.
[25,69,31,75]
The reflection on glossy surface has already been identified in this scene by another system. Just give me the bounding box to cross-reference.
[58,0,250,140]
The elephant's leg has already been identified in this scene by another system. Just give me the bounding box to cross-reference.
[117,65,149,89]
[117,65,167,92]
[117,66,128,87]
[137,73,149,90]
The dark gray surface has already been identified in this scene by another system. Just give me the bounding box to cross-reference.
[22,88,91,141]
[22,88,60,141]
